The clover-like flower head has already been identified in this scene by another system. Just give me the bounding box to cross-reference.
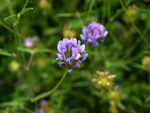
[57,38,88,73]
[24,36,39,48]
[80,21,108,47]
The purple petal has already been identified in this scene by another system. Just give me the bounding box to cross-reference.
[80,34,86,40]
[70,38,77,46]
[92,40,99,47]
[40,99,47,108]
[24,39,34,47]
[61,50,66,61]
[62,38,70,47]
[82,40,89,46]
[87,33,93,41]
[100,39,104,43]
[103,31,108,37]
[68,42,73,51]
[35,109,39,113]
[81,51,88,61]
[68,69,73,73]
[39,109,44,113]
[80,45,85,53]
[72,47,79,60]
[74,60,82,68]
[66,57,72,65]
[75,54,81,60]
[57,41,63,52]
[35,36,39,42]
[57,53,63,61]
[82,26,88,35]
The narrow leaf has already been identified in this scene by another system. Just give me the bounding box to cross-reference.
[4,15,17,21]
[144,51,150,55]
[0,49,13,57]
[18,47,32,54]
[19,7,34,15]
[34,48,52,53]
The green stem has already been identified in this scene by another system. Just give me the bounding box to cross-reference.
[32,68,69,102]
[0,21,24,38]
[148,71,150,94]
[5,0,14,16]
[23,0,29,9]
[102,0,106,23]
[0,21,14,33]
[25,69,35,96]
[27,53,34,71]
[119,0,149,46]
[107,0,110,18]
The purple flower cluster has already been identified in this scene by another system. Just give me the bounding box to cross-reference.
[24,36,39,48]
[80,21,108,47]
[57,38,88,73]
[35,100,47,113]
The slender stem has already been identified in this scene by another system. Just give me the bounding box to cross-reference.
[5,0,21,64]
[23,0,29,9]
[119,0,149,46]
[5,0,14,16]
[32,68,69,102]
[148,71,150,94]
[27,53,34,71]
[107,0,110,18]
[0,21,14,33]
[25,69,35,96]
[88,0,95,12]
[102,0,106,23]
[0,21,24,38]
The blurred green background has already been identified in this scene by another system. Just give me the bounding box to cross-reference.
[0,0,150,113]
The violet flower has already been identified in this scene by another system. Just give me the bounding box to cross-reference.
[24,36,39,48]
[80,21,108,47]
[57,38,88,73]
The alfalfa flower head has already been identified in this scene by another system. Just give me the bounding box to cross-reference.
[80,21,108,47]
[56,38,88,73]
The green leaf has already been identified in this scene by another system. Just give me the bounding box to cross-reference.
[19,7,34,15]
[57,13,75,17]
[132,63,149,71]
[18,47,32,54]
[0,49,13,57]
[34,48,52,54]
[18,47,51,54]
[118,102,126,110]
[0,101,19,107]
[146,96,150,103]
[144,51,150,55]
[4,15,17,21]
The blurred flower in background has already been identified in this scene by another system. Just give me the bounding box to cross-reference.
[123,4,139,23]
[57,38,88,73]
[114,20,122,37]
[80,21,108,47]
[9,60,20,72]
[63,24,77,39]
[92,71,116,92]
[92,71,122,113]
[142,56,150,67]
[32,58,47,69]
[35,99,53,113]
[39,0,52,15]
[24,36,39,48]
[108,89,122,113]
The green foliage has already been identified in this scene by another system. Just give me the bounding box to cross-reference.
[0,0,150,113]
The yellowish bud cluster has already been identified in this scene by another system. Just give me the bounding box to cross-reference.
[142,56,150,67]
[92,71,116,91]
[63,24,77,38]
